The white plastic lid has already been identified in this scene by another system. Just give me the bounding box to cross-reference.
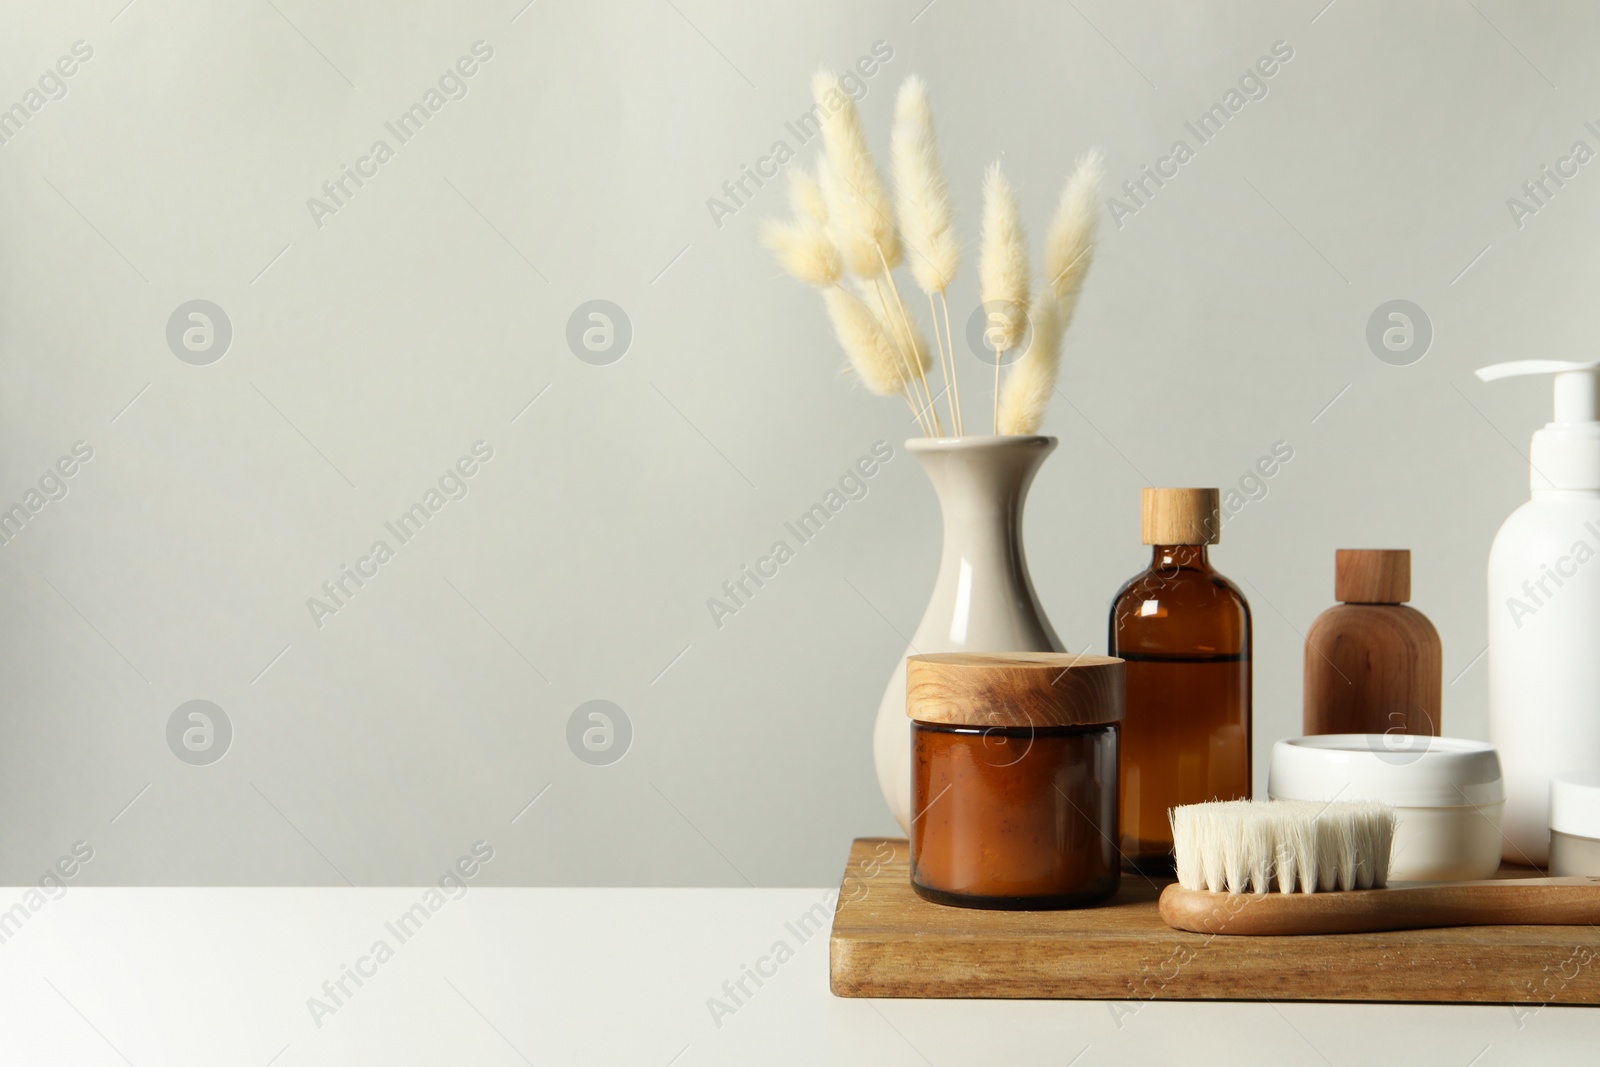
[1550,772,1600,840]
[1268,735,1504,807]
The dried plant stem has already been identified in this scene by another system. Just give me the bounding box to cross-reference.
[938,291,963,435]
[886,345,933,437]
[869,277,936,436]
[924,291,953,435]
[876,275,928,425]
[873,320,930,435]
[910,382,943,433]
[993,349,1004,434]
[902,390,930,432]
[890,313,936,438]
[874,244,942,436]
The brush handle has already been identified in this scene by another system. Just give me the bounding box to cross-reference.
[1160,877,1600,935]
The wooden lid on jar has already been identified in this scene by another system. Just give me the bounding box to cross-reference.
[1335,548,1410,604]
[906,652,1125,727]
[1141,488,1221,545]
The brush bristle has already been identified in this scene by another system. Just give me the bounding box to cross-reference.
[1170,799,1397,894]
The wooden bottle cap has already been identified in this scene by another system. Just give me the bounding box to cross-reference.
[906,652,1125,728]
[1141,488,1221,545]
[1335,549,1410,604]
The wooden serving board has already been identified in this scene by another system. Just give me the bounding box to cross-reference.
[829,838,1600,1004]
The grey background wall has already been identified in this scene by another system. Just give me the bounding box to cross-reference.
[0,0,1590,886]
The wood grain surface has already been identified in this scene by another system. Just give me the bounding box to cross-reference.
[1140,487,1220,545]
[1303,603,1442,735]
[906,652,1124,728]
[1160,877,1600,935]
[1335,548,1411,603]
[829,838,1600,1003]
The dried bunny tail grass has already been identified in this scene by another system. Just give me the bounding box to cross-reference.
[899,297,934,379]
[822,285,910,398]
[761,218,842,288]
[1044,149,1103,326]
[978,162,1030,351]
[789,165,829,224]
[813,70,900,276]
[891,75,961,432]
[997,293,1061,435]
[1000,151,1101,436]
[891,76,959,295]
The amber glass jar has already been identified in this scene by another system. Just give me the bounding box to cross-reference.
[1108,488,1252,875]
[906,652,1123,909]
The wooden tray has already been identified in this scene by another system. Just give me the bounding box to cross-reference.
[829,838,1600,1004]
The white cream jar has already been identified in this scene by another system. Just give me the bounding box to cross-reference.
[1268,735,1504,882]
[1550,773,1600,876]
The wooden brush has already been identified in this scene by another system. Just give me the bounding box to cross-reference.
[1161,799,1600,935]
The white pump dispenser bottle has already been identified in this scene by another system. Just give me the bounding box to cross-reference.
[1478,359,1600,864]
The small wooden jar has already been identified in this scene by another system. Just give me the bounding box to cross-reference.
[906,652,1124,909]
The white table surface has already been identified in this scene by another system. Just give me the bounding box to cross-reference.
[0,886,1593,1065]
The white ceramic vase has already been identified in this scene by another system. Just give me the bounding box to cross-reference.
[872,435,1064,833]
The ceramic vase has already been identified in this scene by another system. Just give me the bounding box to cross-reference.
[872,435,1064,832]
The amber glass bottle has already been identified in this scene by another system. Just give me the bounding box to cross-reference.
[1108,488,1252,875]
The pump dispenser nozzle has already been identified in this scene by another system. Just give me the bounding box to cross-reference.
[1477,360,1600,490]
[1478,360,1600,424]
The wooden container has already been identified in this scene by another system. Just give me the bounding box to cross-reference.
[1304,549,1442,736]
[905,652,1124,909]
